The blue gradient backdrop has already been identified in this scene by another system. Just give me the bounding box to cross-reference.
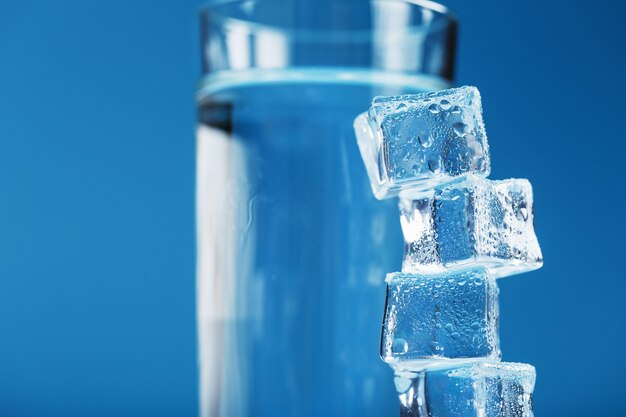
[1,1,625,416]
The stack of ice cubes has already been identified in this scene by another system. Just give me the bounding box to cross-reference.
[353,86,543,417]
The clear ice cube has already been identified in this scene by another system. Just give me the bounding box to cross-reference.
[381,267,500,368]
[353,86,490,199]
[400,174,543,278]
[394,362,536,417]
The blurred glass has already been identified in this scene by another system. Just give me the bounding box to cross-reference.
[196,1,456,416]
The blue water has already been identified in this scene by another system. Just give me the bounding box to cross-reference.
[196,69,449,417]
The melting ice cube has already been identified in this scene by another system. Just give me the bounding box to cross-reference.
[381,267,500,367]
[354,86,490,199]
[400,174,543,278]
[394,362,536,417]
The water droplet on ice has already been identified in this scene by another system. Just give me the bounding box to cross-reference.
[418,133,434,148]
[394,375,413,393]
[450,105,462,114]
[392,338,409,354]
[428,103,440,114]
[517,207,529,221]
[439,99,451,110]
[452,122,468,137]
[430,341,443,351]
[428,157,441,173]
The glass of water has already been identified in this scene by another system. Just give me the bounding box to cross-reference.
[196,1,457,416]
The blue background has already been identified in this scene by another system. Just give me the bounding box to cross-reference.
[1,0,625,416]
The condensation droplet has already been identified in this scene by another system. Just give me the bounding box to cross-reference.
[428,157,441,173]
[418,133,434,148]
[430,341,443,351]
[517,207,529,221]
[452,122,468,137]
[394,375,413,394]
[392,338,409,354]
[439,99,451,110]
[428,103,440,114]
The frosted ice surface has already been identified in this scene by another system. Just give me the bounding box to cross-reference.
[381,267,500,367]
[394,362,536,417]
[353,86,490,199]
[400,174,543,278]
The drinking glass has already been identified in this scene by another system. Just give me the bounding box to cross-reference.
[196,1,457,415]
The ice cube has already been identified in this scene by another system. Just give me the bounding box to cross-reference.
[381,267,500,368]
[400,174,543,278]
[394,362,536,417]
[353,86,490,199]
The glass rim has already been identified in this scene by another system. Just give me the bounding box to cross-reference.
[199,0,458,38]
